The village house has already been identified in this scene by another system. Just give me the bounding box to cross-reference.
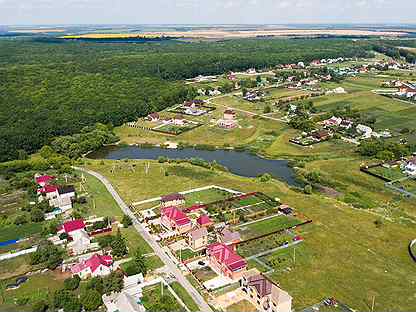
[356,124,373,139]
[340,119,353,129]
[403,156,416,176]
[207,243,247,280]
[103,273,145,312]
[58,219,91,255]
[35,175,55,187]
[398,82,416,96]
[247,68,257,74]
[187,227,209,250]
[160,206,192,234]
[311,130,331,142]
[49,185,76,210]
[218,109,238,129]
[146,112,160,122]
[322,116,342,127]
[218,227,241,246]
[240,269,292,312]
[38,184,59,200]
[71,253,113,279]
[58,219,86,236]
[197,214,214,228]
[228,72,237,81]
[160,193,185,208]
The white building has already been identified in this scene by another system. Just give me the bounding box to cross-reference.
[403,157,416,176]
[356,124,373,139]
[103,274,145,312]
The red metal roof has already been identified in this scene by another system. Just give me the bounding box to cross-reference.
[161,206,190,227]
[63,219,85,233]
[71,254,112,274]
[197,214,213,226]
[39,185,58,194]
[207,243,246,272]
[35,175,55,185]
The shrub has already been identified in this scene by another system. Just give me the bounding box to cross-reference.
[304,184,313,194]
[32,300,48,312]
[64,275,81,290]
[122,215,133,228]
[80,289,103,311]
[14,215,28,225]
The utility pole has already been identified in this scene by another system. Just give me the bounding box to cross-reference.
[371,295,375,312]
[293,247,296,264]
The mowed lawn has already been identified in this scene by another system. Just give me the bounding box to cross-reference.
[85,159,416,311]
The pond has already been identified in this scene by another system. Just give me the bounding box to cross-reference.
[87,146,299,186]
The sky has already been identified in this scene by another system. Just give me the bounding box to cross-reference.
[1,0,416,26]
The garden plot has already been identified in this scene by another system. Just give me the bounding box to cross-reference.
[366,165,407,181]
[152,119,202,135]
[235,214,301,241]
[205,192,280,224]
[168,103,216,117]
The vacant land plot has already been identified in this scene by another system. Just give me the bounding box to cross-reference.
[184,188,234,206]
[235,215,301,240]
[226,299,257,312]
[237,233,294,258]
[193,266,217,282]
[141,283,182,311]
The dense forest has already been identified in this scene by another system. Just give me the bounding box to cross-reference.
[0,37,375,161]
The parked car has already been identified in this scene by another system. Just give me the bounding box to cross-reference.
[6,276,28,290]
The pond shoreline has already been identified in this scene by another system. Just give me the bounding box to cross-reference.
[86,144,301,187]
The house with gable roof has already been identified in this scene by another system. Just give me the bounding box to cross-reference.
[207,242,247,280]
[160,206,192,234]
[187,227,208,250]
[241,268,292,312]
[160,193,185,208]
[58,219,91,255]
[403,156,416,176]
[71,253,113,279]
[35,175,55,187]
[197,214,214,228]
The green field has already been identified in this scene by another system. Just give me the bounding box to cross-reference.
[0,272,65,308]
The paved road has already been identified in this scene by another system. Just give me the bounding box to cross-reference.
[74,166,213,312]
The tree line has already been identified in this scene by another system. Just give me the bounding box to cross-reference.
[0,38,374,161]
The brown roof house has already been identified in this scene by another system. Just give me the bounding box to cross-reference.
[218,227,241,246]
[240,269,292,312]
[187,227,208,251]
[160,193,185,208]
